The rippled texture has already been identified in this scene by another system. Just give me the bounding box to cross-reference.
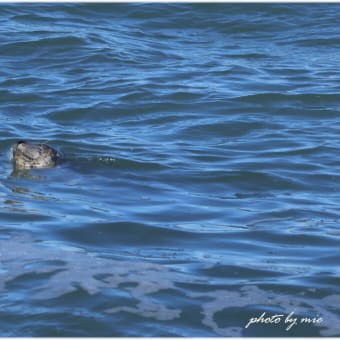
[0,3,340,337]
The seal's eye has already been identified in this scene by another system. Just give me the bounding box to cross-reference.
[17,140,26,145]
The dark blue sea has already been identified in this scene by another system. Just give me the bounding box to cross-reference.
[0,3,340,337]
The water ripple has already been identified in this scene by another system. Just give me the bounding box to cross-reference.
[1,3,340,337]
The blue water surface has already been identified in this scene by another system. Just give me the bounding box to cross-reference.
[0,3,340,337]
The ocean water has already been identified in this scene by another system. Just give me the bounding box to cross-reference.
[0,3,340,337]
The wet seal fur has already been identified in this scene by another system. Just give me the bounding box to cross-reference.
[12,140,62,170]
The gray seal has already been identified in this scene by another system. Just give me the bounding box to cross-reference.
[12,140,61,169]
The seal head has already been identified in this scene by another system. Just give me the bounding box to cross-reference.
[12,140,61,169]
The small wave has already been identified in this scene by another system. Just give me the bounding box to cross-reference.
[59,221,196,247]
[184,170,304,192]
[288,37,340,47]
[235,92,340,102]
[1,35,86,56]
[0,89,42,102]
[179,120,280,139]
[233,93,340,112]
[223,52,270,59]
[73,155,168,172]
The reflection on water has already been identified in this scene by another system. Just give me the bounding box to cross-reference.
[0,232,338,336]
